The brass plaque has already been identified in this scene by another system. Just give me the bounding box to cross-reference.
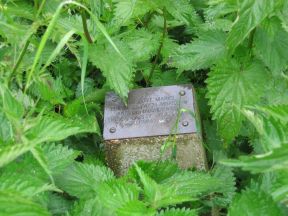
[103,85,197,140]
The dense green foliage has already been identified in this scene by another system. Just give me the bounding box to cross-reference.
[0,0,288,215]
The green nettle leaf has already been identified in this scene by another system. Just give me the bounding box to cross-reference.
[72,197,114,216]
[206,59,267,142]
[204,0,238,20]
[127,160,179,183]
[254,17,288,74]
[170,30,227,74]
[55,162,115,198]
[122,29,160,62]
[0,17,30,44]
[268,171,288,202]
[34,78,65,105]
[212,166,236,207]
[151,71,190,87]
[0,86,24,120]
[117,200,155,216]
[4,0,36,20]
[0,142,38,168]
[222,145,288,173]
[134,164,160,206]
[47,193,73,216]
[0,115,99,167]
[156,208,197,216]
[97,180,140,211]
[135,164,224,208]
[42,143,80,174]
[0,112,13,144]
[30,146,54,184]
[228,189,283,216]
[227,0,277,51]
[242,109,288,151]
[0,153,59,197]
[158,0,201,25]
[25,115,99,143]
[160,172,224,203]
[89,41,134,100]
[0,191,50,216]
[113,0,156,25]
[255,104,288,124]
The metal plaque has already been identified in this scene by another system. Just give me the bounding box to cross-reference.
[103,85,197,140]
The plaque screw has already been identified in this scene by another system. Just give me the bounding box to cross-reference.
[109,127,116,133]
[179,90,186,96]
[182,121,189,127]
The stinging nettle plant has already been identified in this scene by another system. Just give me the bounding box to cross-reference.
[0,0,288,215]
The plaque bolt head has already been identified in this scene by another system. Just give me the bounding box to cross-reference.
[179,90,186,96]
[109,127,116,133]
[182,121,189,127]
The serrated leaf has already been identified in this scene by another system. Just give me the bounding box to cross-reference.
[34,77,65,105]
[0,191,50,216]
[212,165,236,207]
[206,59,267,142]
[72,197,114,216]
[135,164,224,208]
[0,112,13,144]
[55,162,114,198]
[0,17,30,44]
[31,146,54,184]
[205,0,238,20]
[97,179,140,211]
[25,115,99,143]
[0,115,98,168]
[222,145,288,173]
[117,200,155,216]
[42,143,80,174]
[89,40,134,100]
[242,108,288,151]
[157,208,197,216]
[160,172,224,204]
[122,29,160,62]
[0,86,24,120]
[170,30,226,74]
[127,160,179,183]
[228,189,283,216]
[151,71,190,87]
[254,17,288,74]
[226,0,277,51]
[134,164,160,207]
[47,193,73,216]
[113,0,156,25]
[4,0,36,20]
[158,0,201,25]
[254,104,288,124]
[0,142,38,168]
[0,153,59,197]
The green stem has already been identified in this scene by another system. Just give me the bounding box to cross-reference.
[34,0,39,10]
[146,9,167,86]
[248,28,256,55]
[81,10,93,44]
[36,0,47,17]
[8,40,30,85]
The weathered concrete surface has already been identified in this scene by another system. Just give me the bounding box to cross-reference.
[105,133,207,176]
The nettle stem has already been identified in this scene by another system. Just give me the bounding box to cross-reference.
[146,8,167,86]
[81,10,93,44]
[248,28,256,54]
[8,40,31,85]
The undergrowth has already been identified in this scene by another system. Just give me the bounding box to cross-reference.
[0,0,288,215]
